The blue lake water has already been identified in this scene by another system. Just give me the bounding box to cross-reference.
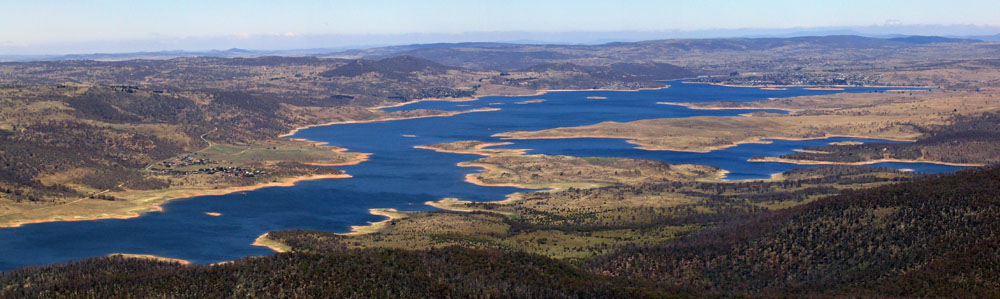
[0,81,960,270]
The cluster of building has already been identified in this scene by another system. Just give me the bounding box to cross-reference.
[159,155,209,169]
[192,167,267,177]
[154,166,268,178]
[156,156,268,178]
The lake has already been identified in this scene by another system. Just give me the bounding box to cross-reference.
[0,81,963,270]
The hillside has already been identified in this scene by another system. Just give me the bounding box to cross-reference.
[588,166,1000,296]
[0,247,652,298]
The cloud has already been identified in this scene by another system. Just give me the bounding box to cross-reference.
[883,19,902,26]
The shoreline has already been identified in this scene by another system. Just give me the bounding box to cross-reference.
[284,138,373,166]
[749,156,984,167]
[682,81,932,89]
[492,133,751,153]
[457,162,542,190]
[657,101,795,112]
[533,84,671,94]
[278,107,500,138]
[252,232,290,253]
[109,253,191,265]
[0,173,352,228]
[370,96,480,110]
[496,133,918,154]
[340,208,408,236]
[413,142,526,157]
[720,171,789,182]
[515,99,547,104]
[416,142,554,188]
[425,197,520,214]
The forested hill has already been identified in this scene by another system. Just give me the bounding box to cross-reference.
[0,247,657,298]
[588,165,1000,297]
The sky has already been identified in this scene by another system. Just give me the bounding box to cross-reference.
[1,0,999,54]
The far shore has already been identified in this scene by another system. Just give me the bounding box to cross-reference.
[749,156,984,167]
[495,133,918,154]
[280,84,678,139]
[533,84,671,94]
[682,81,931,89]
[493,133,760,153]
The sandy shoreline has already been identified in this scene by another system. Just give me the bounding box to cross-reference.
[413,142,525,157]
[278,107,500,138]
[425,197,520,214]
[535,84,671,94]
[109,253,191,265]
[252,232,290,253]
[515,99,546,104]
[370,96,480,110]
[492,133,740,153]
[415,142,542,189]
[497,132,918,154]
[749,156,984,167]
[284,138,373,167]
[0,173,352,228]
[657,101,794,112]
[341,208,408,236]
[683,81,930,89]
[457,162,541,190]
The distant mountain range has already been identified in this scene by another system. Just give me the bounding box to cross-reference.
[322,35,993,71]
[1,33,995,63]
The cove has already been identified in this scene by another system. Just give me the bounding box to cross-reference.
[0,81,961,270]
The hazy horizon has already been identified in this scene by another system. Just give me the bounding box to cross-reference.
[1,25,999,57]
[2,0,999,55]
